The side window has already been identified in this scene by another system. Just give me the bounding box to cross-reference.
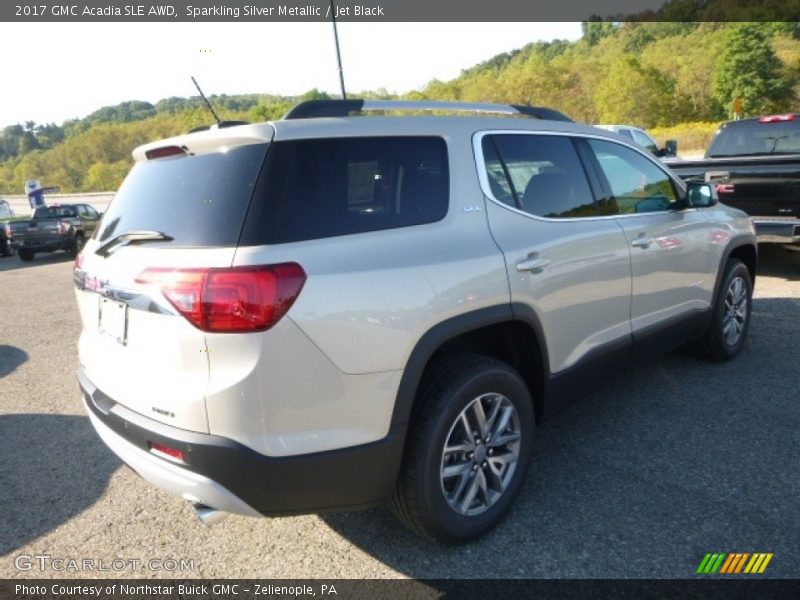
[482,134,598,218]
[84,205,100,219]
[261,137,448,244]
[76,205,88,217]
[631,129,658,154]
[618,129,634,141]
[588,139,678,215]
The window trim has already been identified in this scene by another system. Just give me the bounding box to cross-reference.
[472,130,690,222]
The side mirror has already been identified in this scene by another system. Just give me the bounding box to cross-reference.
[686,181,718,208]
[663,139,678,157]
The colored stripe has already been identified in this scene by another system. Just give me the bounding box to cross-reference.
[710,553,726,574]
[744,554,759,574]
[720,553,736,574]
[734,553,749,573]
[750,554,766,573]
[758,553,773,573]
[697,553,713,574]
[703,553,720,574]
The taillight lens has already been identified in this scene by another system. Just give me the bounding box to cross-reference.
[74,251,84,269]
[4,223,11,239]
[135,263,306,333]
[56,221,70,234]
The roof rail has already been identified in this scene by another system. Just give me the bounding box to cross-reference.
[282,100,573,122]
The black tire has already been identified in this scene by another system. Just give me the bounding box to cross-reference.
[390,354,535,544]
[697,259,753,361]
[18,248,34,262]
[69,233,85,258]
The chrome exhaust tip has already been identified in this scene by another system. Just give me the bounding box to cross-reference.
[192,503,228,526]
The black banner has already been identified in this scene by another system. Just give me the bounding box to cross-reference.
[4,580,800,600]
[2,0,800,22]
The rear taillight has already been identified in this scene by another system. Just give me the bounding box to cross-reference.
[4,223,11,239]
[758,114,795,123]
[56,221,70,234]
[135,263,306,333]
[74,251,84,269]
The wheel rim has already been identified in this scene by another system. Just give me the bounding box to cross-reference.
[440,393,521,517]
[722,275,748,347]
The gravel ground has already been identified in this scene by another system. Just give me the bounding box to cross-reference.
[1,245,798,579]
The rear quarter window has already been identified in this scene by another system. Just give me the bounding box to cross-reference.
[240,136,449,244]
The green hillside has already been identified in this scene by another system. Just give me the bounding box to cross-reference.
[1,21,798,194]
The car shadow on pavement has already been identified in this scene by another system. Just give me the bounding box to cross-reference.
[757,244,800,280]
[0,251,74,273]
[322,295,800,578]
[0,345,28,379]
[0,414,120,556]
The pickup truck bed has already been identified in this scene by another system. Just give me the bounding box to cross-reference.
[665,115,800,244]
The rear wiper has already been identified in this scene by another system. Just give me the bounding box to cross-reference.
[95,230,174,257]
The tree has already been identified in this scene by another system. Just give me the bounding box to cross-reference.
[594,57,676,127]
[582,19,615,46]
[712,23,792,118]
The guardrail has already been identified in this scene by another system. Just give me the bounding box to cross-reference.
[1,192,115,216]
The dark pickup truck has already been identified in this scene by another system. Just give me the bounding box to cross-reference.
[665,114,800,244]
[8,203,101,261]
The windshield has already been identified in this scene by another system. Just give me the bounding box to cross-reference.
[708,120,800,157]
[95,143,268,246]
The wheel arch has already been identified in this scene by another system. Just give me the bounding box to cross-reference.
[390,304,549,432]
[713,236,757,303]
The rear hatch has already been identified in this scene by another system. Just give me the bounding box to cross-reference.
[75,126,273,433]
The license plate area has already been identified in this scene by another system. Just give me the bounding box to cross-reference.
[98,297,128,345]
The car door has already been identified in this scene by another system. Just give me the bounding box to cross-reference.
[476,132,633,379]
[582,138,719,349]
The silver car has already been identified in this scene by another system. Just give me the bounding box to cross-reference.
[75,100,756,543]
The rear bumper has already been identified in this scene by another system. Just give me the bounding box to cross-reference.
[752,218,800,244]
[11,239,69,252]
[79,368,405,517]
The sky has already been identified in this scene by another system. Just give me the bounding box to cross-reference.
[0,22,582,128]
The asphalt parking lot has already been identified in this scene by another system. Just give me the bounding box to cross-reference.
[1,246,798,579]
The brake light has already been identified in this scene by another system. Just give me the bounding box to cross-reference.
[4,223,11,239]
[758,114,795,123]
[135,263,306,333]
[56,221,70,234]
[74,251,84,269]
[145,145,188,159]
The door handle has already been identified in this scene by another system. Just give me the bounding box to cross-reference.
[630,236,653,248]
[516,254,550,273]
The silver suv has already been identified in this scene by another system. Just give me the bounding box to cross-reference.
[75,100,757,544]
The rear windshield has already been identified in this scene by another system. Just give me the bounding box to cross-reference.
[708,119,800,157]
[94,143,267,246]
[34,206,77,218]
[240,136,449,245]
